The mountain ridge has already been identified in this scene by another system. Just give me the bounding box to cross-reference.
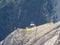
[0,21,60,45]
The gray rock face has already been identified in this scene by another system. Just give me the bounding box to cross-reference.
[0,21,60,45]
[0,0,58,41]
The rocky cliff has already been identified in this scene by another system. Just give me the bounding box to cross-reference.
[0,21,60,45]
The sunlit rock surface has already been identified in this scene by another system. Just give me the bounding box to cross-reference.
[0,0,58,41]
[0,21,60,45]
